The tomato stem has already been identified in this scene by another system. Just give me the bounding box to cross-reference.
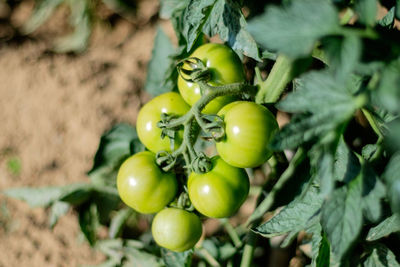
[256,54,294,104]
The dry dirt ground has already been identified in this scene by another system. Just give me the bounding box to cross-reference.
[0,0,165,266]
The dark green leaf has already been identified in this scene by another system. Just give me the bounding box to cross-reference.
[49,201,70,228]
[316,232,330,267]
[203,0,261,61]
[53,0,92,53]
[321,174,363,260]
[362,144,378,161]
[334,138,361,183]
[254,186,323,237]
[161,248,193,267]
[362,243,400,267]
[4,183,92,207]
[360,164,386,222]
[109,208,133,239]
[92,187,121,224]
[21,0,63,34]
[366,214,400,241]
[355,0,378,26]
[78,202,99,246]
[248,0,339,58]
[383,153,400,214]
[88,124,143,187]
[182,0,215,52]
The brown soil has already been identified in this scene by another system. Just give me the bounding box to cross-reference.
[0,0,165,266]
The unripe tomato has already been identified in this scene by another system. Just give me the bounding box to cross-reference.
[188,156,249,218]
[152,208,202,252]
[177,43,245,114]
[137,92,190,153]
[216,101,279,168]
[117,151,177,214]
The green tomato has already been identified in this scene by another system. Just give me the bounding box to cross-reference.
[177,43,245,114]
[152,208,202,252]
[188,156,249,218]
[117,151,177,214]
[216,101,279,168]
[137,92,190,153]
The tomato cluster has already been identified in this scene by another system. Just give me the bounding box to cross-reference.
[116,43,279,252]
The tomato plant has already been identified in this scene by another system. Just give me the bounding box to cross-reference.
[177,43,245,114]
[117,151,177,214]
[188,156,249,218]
[5,0,400,266]
[136,92,190,153]
[152,208,202,252]
[216,101,279,168]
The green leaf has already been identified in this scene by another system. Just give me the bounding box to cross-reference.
[247,0,339,58]
[306,222,323,266]
[362,243,400,267]
[49,201,70,228]
[374,60,400,114]
[108,208,133,239]
[334,138,361,183]
[360,164,386,222]
[161,248,193,267]
[366,213,400,241]
[203,0,261,61]
[383,153,400,214]
[160,0,190,19]
[88,124,143,187]
[53,0,92,53]
[316,232,330,267]
[254,186,323,237]
[182,0,215,52]
[21,0,63,34]
[277,70,355,114]
[355,0,378,27]
[124,246,164,267]
[78,202,99,246]
[4,183,92,207]
[321,173,363,260]
[378,7,395,28]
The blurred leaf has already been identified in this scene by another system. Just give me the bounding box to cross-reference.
[88,124,143,187]
[374,60,400,114]
[6,156,21,176]
[203,0,261,61]
[248,0,339,58]
[109,208,133,238]
[362,243,400,267]
[182,0,215,52]
[355,0,377,27]
[145,27,177,96]
[161,248,193,267]
[92,187,121,224]
[321,173,363,260]
[382,152,400,214]
[160,0,190,19]
[378,7,395,28]
[4,183,92,207]
[78,202,99,246]
[366,213,400,241]
[53,0,92,53]
[124,246,164,266]
[49,201,70,228]
[254,186,322,237]
[21,0,63,34]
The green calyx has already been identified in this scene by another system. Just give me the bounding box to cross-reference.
[156,57,256,174]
